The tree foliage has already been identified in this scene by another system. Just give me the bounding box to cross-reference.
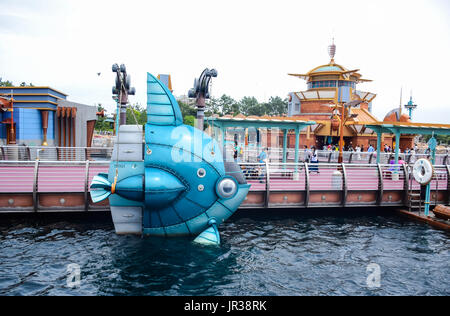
[0,78,34,87]
[206,94,287,117]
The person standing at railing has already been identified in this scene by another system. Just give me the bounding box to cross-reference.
[304,145,311,163]
[309,146,319,174]
[355,144,362,161]
[257,148,268,183]
[234,140,241,162]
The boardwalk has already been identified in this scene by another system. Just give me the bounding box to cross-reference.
[0,161,448,212]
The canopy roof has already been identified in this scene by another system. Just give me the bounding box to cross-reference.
[288,62,372,83]
[207,114,316,130]
[366,122,450,136]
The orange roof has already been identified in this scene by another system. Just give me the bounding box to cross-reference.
[346,108,380,125]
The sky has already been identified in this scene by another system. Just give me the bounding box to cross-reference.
[0,0,449,123]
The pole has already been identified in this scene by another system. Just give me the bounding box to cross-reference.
[376,131,382,164]
[196,95,206,131]
[424,135,437,216]
[282,129,288,164]
[9,90,16,144]
[338,103,344,163]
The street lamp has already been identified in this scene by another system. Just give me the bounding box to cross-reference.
[337,100,363,163]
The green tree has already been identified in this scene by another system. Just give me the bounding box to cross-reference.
[240,96,264,116]
[126,103,147,126]
[264,96,288,116]
[178,100,197,118]
[0,78,14,87]
[183,115,195,127]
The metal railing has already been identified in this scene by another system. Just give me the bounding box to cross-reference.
[1,144,449,165]
[237,162,449,208]
[0,160,110,212]
[0,146,113,161]
[225,146,450,165]
[0,160,448,212]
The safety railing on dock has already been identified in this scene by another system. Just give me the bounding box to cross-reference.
[238,162,449,208]
[0,146,113,161]
[1,145,449,165]
[0,160,110,213]
[0,160,448,212]
[224,146,450,165]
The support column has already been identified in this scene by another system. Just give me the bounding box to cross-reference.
[220,126,225,159]
[294,127,300,177]
[376,132,382,164]
[282,129,288,164]
[294,127,300,164]
[40,110,49,146]
[394,130,400,163]
[57,107,62,147]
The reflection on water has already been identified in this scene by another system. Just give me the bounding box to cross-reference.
[0,210,448,296]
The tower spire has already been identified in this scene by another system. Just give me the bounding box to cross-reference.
[328,38,336,64]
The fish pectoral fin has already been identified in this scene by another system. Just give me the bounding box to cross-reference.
[90,174,111,190]
[90,189,111,203]
[90,174,112,203]
[193,219,220,246]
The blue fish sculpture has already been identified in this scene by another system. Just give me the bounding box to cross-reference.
[90,73,250,245]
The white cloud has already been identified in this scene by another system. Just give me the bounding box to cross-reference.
[0,0,449,123]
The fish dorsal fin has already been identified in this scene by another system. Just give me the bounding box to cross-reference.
[147,73,183,126]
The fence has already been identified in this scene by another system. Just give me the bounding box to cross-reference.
[0,146,113,161]
[0,160,447,212]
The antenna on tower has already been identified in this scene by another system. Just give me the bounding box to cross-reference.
[399,87,403,117]
[328,38,336,64]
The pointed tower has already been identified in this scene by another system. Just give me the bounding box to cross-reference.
[404,93,418,120]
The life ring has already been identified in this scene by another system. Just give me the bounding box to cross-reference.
[412,158,434,185]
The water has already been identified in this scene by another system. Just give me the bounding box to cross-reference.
[0,210,448,296]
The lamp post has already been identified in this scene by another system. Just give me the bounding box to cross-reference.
[188,68,217,131]
[337,100,363,163]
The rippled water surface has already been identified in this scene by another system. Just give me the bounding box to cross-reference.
[0,210,448,296]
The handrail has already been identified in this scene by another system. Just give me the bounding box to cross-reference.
[402,164,409,205]
[265,159,270,208]
[447,165,450,205]
[341,164,347,206]
[33,160,39,212]
[377,163,383,205]
[304,162,310,207]
[84,160,90,212]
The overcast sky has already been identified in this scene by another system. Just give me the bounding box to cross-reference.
[1,0,449,123]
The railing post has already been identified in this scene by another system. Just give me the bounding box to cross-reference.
[0,146,5,160]
[33,160,39,212]
[377,163,383,206]
[328,152,332,163]
[348,153,353,164]
[341,163,347,207]
[403,163,409,206]
[56,147,60,161]
[368,153,373,164]
[85,147,88,161]
[265,160,270,208]
[85,160,90,211]
[447,165,450,206]
[27,146,31,160]
[304,162,310,207]
[443,155,448,165]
